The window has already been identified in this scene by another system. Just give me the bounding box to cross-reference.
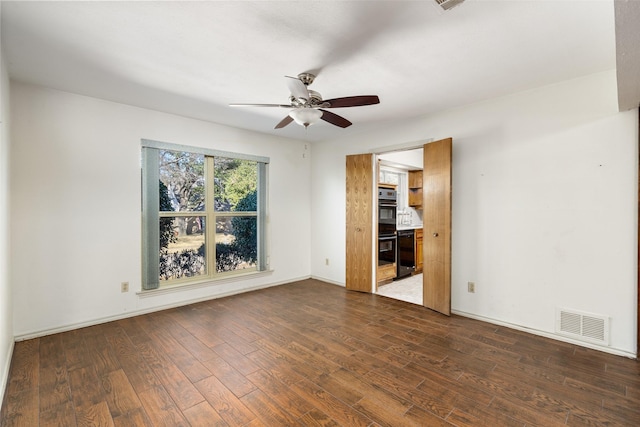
[141,140,268,290]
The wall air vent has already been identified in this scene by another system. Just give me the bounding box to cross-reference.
[556,308,610,346]
[435,0,466,11]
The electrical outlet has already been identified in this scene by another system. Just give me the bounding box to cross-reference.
[325,258,329,266]
[468,282,475,293]
[121,282,129,293]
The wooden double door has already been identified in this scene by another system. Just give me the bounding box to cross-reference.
[345,138,452,315]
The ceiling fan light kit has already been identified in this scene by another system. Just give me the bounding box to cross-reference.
[230,73,380,130]
[289,108,323,128]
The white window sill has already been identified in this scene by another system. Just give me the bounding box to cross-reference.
[137,269,274,298]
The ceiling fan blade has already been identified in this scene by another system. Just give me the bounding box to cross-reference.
[323,95,380,108]
[274,115,294,129]
[319,109,352,128]
[229,103,290,108]
[285,76,310,102]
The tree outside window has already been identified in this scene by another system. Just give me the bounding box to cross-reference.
[142,141,267,289]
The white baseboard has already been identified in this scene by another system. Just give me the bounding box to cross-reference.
[452,309,637,359]
[15,276,311,342]
[0,339,15,410]
[310,275,345,287]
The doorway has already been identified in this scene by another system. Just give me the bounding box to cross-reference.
[345,138,452,316]
[376,148,424,305]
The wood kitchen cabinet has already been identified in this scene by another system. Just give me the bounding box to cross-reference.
[408,170,423,207]
[414,228,423,274]
[378,264,396,283]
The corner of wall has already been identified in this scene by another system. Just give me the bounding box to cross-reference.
[0,12,16,408]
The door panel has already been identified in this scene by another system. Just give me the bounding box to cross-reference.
[346,154,374,292]
[423,138,452,315]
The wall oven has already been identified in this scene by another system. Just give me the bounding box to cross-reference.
[378,188,397,236]
[378,187,397,267]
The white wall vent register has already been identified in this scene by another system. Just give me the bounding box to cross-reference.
[435,0,466,11]
[556,308,610,346]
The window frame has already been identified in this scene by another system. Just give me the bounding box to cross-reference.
[141,139,269,290]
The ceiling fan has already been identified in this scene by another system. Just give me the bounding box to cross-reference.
[230,73,380,129]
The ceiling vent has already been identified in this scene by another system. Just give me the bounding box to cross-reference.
[556,308,610,346]
[435,0,466,11]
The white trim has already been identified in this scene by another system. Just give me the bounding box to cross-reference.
[369,139,433,155]
[14,276,309,342]
[0,340,15,409]
[310,276,345,287]
[452,309,637,359]
[141,138,270,164]
[137,269,274,297]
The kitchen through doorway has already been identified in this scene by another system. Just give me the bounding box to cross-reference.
[376,147,424,305]
[377,273,423,305]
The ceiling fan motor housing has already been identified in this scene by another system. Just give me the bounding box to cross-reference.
[298,72,316,86]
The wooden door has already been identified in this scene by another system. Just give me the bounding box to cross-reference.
[346,154,374,292]
[422,138,452,315]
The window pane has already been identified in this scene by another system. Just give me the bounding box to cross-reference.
[159,150,205,212]
[215,216,257,272]
[214,157,257,212]
[159,216,206,281]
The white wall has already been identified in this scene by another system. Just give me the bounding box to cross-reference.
[0,4,15,404]
[310,70,638,356]
[10,82,311,338]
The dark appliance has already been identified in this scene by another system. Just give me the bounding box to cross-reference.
[378,188,397,236]
[378,234,397,267]
[396,229,415,279]
[378,187,397,269]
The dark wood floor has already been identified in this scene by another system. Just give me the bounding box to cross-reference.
[1,279,639,426]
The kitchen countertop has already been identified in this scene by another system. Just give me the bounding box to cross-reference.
[397,224,423,230]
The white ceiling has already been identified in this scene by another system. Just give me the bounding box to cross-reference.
[1,0,636,142]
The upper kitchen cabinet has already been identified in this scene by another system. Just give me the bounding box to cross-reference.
[408,170,423,208]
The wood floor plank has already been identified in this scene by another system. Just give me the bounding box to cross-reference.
[39,334,73,413]
[0,340,40,427]
[246,369,315,418]
[135,340,205,411]
[448,404,524,427]
[404,405,456,426]
[69,366,107,410]
[193,374,257,425]
[245,348,308,386]
[137,385,190,427]
[362,367,454,420]
[201,356,257,398]
[240,388,300,426]
[289,377,373,427]
[104,327,162,394]
[81,331,121,377]
[6,340,39,391]
[0,388,39,427]
[111,407,155,427]
[2,279,639,427]
[101,369,145,418]
[295,408,341,427]
[163,312,219,362]
[146,328,212,383]
[182,401,228,427]
[212,342,260,376]
[170,312,227,349]
[488,396,568,426]
[75,401,114,427]
[39,400,76,427]
[61,329,92,372]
